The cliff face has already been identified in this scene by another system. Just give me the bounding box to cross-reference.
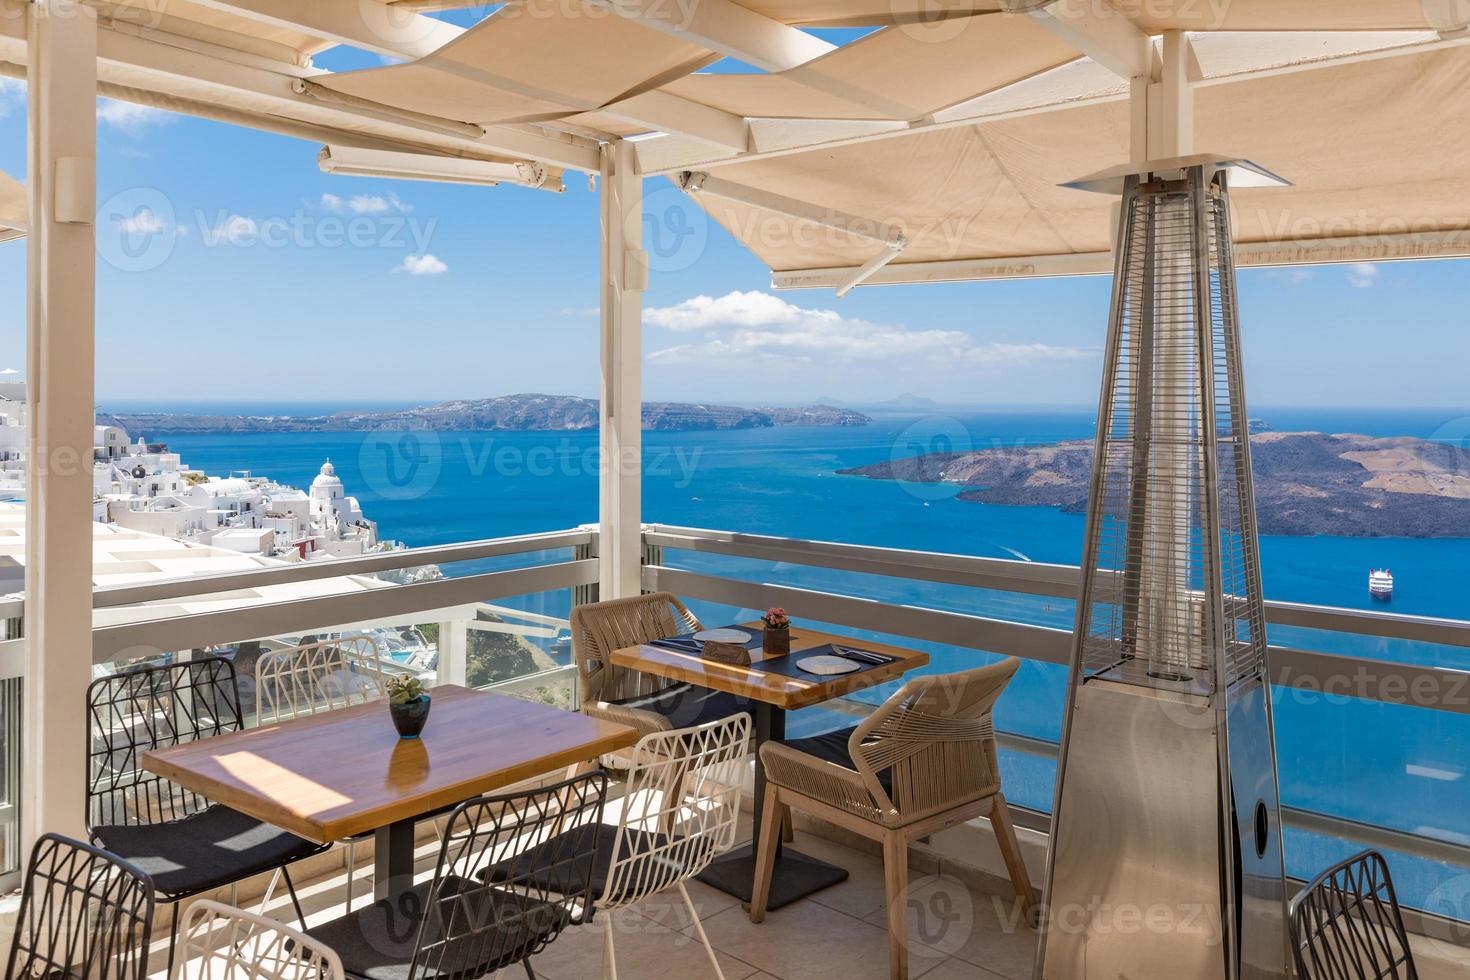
[98,394,871,434]
[840,432,1470,538]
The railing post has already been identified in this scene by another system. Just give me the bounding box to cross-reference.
[436,619,467,687]
[22,0,97,848]
[598,139,645,600]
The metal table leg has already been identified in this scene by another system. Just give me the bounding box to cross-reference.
[375,817,416,902]
[696,701,849,908]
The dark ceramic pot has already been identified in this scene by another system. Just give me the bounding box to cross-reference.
[390,694,432,739]
[763,628,790,656]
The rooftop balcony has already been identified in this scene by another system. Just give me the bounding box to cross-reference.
[4,522,1469,977]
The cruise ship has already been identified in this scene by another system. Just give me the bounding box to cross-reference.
[1369,568,1394,601]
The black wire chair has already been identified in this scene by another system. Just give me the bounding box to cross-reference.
[85,658,331,974]
[304,770,608,980]
[1289,849,1419,980]
[3,833,155,980]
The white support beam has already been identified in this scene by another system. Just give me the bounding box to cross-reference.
[607,90,749,151]
[585,0,834,73]
[191,0,462,61]
[599,141,645,599]
[1137,30,1194,162]
[23,0,97,847]
[0,13,603,172]
[198,0,753,154]
[678,170,908,248]
[1021,0,1153,80]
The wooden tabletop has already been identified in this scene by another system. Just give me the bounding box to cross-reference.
[610,624,929,710]
[141,685,637,843]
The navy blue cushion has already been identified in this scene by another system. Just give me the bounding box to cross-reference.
[92,804,326,900]
[305,876,568,980]
[776,726,893,794]
[613,683,752,730]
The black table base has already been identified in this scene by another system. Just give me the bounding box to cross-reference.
[697,842,849,909]
[375,817,416,902]
[695,699,851,909]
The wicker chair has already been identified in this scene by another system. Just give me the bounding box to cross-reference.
[572,592,748,739]
[751,657,1036,980]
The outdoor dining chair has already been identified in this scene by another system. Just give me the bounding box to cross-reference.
[485,714,751,979]
[303,769,608,980]
[1289,849,1419,979]
[85,657,330,976]
[173,899,345,980]
[571,592,753,739]
[3,833,155,980]
[255,635,402,910]
[751,657,1036,980]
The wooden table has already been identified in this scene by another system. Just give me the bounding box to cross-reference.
[610,624,928,909]
[142,684,637,900]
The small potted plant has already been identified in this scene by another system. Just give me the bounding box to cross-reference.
[387,676,431,739]
[761,607,791,656]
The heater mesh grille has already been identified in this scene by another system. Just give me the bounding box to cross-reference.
[1078,170,1267,692]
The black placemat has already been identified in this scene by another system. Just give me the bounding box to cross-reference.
[649,627,895,680]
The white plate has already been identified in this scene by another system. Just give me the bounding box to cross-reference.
[797,655,860,676]
[693,628,751,644]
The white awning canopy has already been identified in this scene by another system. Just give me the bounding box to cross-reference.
[0,2,1465,284]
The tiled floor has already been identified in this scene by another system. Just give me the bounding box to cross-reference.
[164,815,1036,980]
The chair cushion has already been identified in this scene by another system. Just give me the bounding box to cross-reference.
[91,805,326,900]
[776,726,893,794]
[305,876,569,980]
[480,822,675,903]
[613,683,752,730]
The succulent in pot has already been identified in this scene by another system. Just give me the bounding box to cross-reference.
[387,676,431,739]
[761,607,791,656]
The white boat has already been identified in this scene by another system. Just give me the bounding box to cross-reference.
[1369,568,1394,601]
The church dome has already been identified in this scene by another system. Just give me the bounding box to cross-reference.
[311,459,344,493]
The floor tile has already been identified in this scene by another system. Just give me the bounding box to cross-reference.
[527,906,758,980]
[911,957,1014,980]
[699,888,946,980]
[863,875,1038,980]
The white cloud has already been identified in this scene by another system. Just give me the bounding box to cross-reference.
[116,208,166,234]
[645,291,1094,370]
[320,191,410,215]
[395,253,447,276]
[96,99,175,135]
[1347,262,1380,288]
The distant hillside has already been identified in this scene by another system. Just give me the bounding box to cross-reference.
[840,431,1470,538]
[98,393,870,435]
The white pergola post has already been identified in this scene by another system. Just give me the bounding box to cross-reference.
[597,140,646,599]
[1131,30,1195,162]
[22,0,98,846]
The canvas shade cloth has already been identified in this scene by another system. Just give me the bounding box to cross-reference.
[315,0,716,126]
[660,12,1080,121]
[680,45,1470,274]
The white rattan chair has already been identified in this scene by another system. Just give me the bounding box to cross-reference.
[173,899,344,980]
[486,714,750,980]
[254,636,390,911]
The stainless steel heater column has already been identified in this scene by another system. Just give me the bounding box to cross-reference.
[1035,159,1290,980]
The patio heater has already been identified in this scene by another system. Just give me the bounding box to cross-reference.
[1035,157,1290,980]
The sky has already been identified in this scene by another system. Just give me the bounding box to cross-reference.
[0,18,1467,411]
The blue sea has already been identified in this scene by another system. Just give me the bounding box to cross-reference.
[153,405,1470,916]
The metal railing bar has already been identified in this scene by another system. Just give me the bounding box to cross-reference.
[1282,805,1470,872]
[90,527,594,609]
[645,525,1470,649]
[92,559,597,662]
[1270,646,1470,716]
[643,564,1074,665]
[643,524,1081,597]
